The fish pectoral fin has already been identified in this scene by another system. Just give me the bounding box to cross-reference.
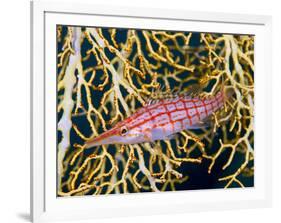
[164,133,177,141]
[188,121,210,129]
[143,134,152,142]
[189,115,215,129]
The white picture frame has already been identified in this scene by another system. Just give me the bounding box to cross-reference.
[31,1,272,222]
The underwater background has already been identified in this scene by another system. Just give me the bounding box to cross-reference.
[57,25,254,196]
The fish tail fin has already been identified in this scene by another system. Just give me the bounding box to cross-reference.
[219,75,235,103]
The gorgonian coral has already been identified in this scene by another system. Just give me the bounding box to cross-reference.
[57,25,254,196]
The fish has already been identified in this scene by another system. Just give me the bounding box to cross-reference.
[85,89,226,148]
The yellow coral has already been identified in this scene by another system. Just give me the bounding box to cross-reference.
[57,26,254,196]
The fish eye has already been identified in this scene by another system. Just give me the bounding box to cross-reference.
[120,126,128,136]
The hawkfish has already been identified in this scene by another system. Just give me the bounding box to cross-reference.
[85,88,226,148]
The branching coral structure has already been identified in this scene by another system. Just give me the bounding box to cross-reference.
[57,25,254,196]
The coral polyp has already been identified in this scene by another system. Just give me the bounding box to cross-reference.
[57,25,254,196]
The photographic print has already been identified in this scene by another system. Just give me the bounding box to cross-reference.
[56,25,254,197]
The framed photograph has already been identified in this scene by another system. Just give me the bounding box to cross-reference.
[31,1,272,222]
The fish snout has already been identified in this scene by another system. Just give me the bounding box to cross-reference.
[85,128,120,148]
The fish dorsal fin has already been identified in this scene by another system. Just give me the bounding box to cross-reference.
[145,83,210,106]
[145,85,180,105]
[183,83,204,98]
